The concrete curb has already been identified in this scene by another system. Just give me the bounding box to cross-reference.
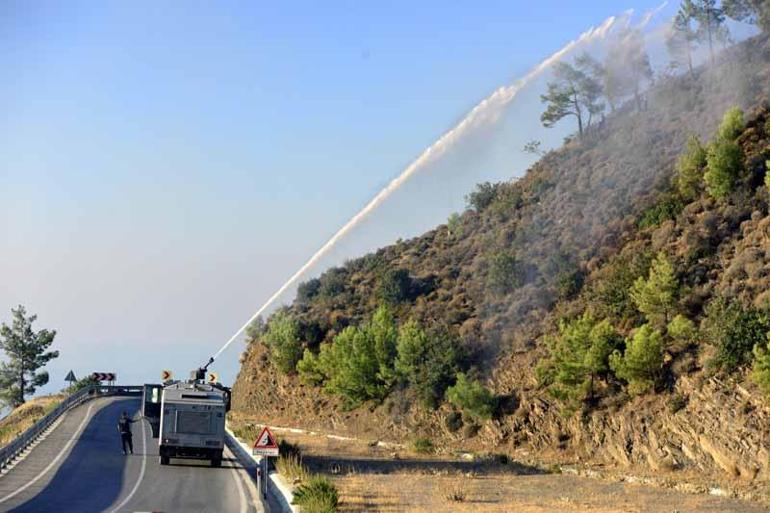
[225,426,297,513]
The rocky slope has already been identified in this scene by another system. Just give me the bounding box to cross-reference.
[233,35,770,501]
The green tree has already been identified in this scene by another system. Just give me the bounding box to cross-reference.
[264,311,303,374]
[630,252,679,326]
[701,298,769,371]
[704,138,744,199]
[667,314,698,351]
[609,324,664,395]
[486,251,522,295]
[376,268,413,305]
[537,313,620,411]
[540,57,604,136]
[675,135,707,200]
[298,306,397,405]
[666,1,700,78]
[0,306,59,407]
[693,0,729,64]
[717,106,745,141]
[395,321,464,408]
[466,182,500,212]
[446,373,497,422]
[723,0,770,33]
[751,336,770,397]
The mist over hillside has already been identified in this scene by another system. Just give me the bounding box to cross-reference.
[234,6,770,503]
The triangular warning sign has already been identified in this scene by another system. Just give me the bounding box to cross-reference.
[253,426,278,449]
[65,370,77,382]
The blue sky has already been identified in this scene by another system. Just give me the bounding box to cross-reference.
[0,1,677,390]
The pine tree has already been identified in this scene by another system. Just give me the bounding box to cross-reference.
[666,1,699,78]
[604,28,653,112]
[541,56,604,137]
[609,324,664,395]
[630,252,679,326]
[675,135,707,200]
[0,306,59,407]
[693,0,729,64]
[537,313,620,412]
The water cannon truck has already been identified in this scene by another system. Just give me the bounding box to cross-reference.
[142,360,231,467]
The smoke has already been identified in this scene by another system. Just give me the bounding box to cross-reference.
[211,7,668,361]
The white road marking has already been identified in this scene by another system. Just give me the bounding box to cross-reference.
[225,445,249,513]
[108,411,148,513]
[0,401,97,504]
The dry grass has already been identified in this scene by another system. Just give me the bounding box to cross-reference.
[276,453,311,484]
[0,395,64,447]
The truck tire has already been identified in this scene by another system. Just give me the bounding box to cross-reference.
[160,455,170,465]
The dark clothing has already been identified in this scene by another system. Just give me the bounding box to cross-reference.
[121,433,133,453]
[118,415,136,454]
[118,417,133,435]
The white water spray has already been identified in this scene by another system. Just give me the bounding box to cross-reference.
[211,8,663,361]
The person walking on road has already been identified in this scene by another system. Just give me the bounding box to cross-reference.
[117,411,138,455]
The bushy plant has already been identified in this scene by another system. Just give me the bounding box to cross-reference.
[630,252,679,326]
[675,135,707,200]
[751,337,770,398]
[292,476,339,513]
[637,194,685,228]
[704,138,744,199]
[536,313,621,411]
[609,324,664,395]
[318,267,347,299]
[411,437,434,454]
[717,106,745,141]
[667,314,698,351]
[265,311,303,374]
[486,251,522,295]
[376,268,413,305]
[395,321,464,408]
[297,278,321,304]
[447,212,463,237]
[300,306,397,405]
[588,250,652,322]
[446,373,497,421]
[702,298,769,371]
[466,182,500,212]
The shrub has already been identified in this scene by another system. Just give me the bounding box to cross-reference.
[537,313,621,411]
[637,194,685,228]
[486,251,522,295]
[701,298,769,372]
[276,453,310,483]
[556,269,585,300]
[630,252,679,326]
[717,106,744,141]
[292,476,339,513]
[444,411,463,432]
[751,337,770,398]
[446,373,497,421]
[675,135,707,200]
[395,321,465,408]
[704,138,744,199]
[297,278,321,304]
[447,212,463,237]
[588,250,652,322]
[609,324,664,395]
[411,437,434,454]
[667,314,698,351]
[306,306,397,405]
[376,268,413,305]
[466,182,500,212]
[265,311,303,374]
[318,268,347,298]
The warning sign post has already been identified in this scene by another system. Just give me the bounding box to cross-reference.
[252,426,279,457]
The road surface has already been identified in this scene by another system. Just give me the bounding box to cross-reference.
[0,396,263,513]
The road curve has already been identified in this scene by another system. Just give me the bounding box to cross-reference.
[0,396,262,513]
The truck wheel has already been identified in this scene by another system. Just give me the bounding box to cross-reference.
[160,455,170,465]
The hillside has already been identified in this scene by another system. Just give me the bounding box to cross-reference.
[233,34,770,501]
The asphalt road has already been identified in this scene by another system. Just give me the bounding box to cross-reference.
[0,397,263,513]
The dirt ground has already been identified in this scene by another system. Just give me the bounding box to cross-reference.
[233,421,770,513]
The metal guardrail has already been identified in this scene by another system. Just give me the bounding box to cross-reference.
[0,384,143,470]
